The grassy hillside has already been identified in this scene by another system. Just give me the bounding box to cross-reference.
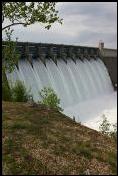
[2,101,117,175]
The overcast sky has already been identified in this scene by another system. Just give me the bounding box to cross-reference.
[3,2,117,49]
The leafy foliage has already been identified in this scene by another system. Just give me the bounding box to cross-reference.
[99,115,117,141]
[2,68,12,101]
[99,114,111,135]
[39,87,63,111]
[2,28,19,73]
[11,80,32,102]
[2,2,62,30]
[2,29,20,101]
[2,83,11,101]
[110,123,117,141]
[2,2,62,73]
[2,80,12,101]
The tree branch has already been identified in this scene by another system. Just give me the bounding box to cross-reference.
[2,22,27,30]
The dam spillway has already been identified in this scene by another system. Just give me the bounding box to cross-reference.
[7,58,114,108]
[4,41,117,129]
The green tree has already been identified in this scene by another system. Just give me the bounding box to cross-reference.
[2,28,20,101]
[2,2,62,101]
[110,123,117,141]
[39,87,63,111]
[2,28,19,73]
[99,114,111,135]
[11,80,32,102]
[2,2,62,31]
[2,2,62,72]
[2,70,12,101]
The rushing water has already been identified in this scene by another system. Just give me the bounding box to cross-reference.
[6,57,116,129]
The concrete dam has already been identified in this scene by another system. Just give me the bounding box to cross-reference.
[4,41,117,129]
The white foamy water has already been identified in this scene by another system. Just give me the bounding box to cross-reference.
[64,91,117,131]
[6,58,117,131]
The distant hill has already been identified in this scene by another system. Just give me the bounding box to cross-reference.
[2,101,117,175]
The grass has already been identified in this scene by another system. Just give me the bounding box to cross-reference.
[72,144,93,159]
[2,101,117,175]
[11,122,29,130]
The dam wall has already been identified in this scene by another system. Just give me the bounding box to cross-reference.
[99,48,117,90]
[2,41,117,89]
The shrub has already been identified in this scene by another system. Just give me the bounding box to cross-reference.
[110,123,117,141]
[99,114,111,135]
[39,87,63,111]
[99,115,117,141]
[2,71,12,101]
[11,80,32,102]
[2,82,12,101]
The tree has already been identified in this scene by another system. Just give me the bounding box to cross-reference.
[99,114,111,135]
[11,80,32,102]
[2,28,20,101]
[110,123,117,141]
[2,2,62,72]
[2,2,62,31]
[2,28,19,73]
[39,87,63,111]
[2,2,62,101]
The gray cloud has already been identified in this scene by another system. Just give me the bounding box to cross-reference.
[3,2,117,49]
[74,30,117,47]
[58,2,116,17]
